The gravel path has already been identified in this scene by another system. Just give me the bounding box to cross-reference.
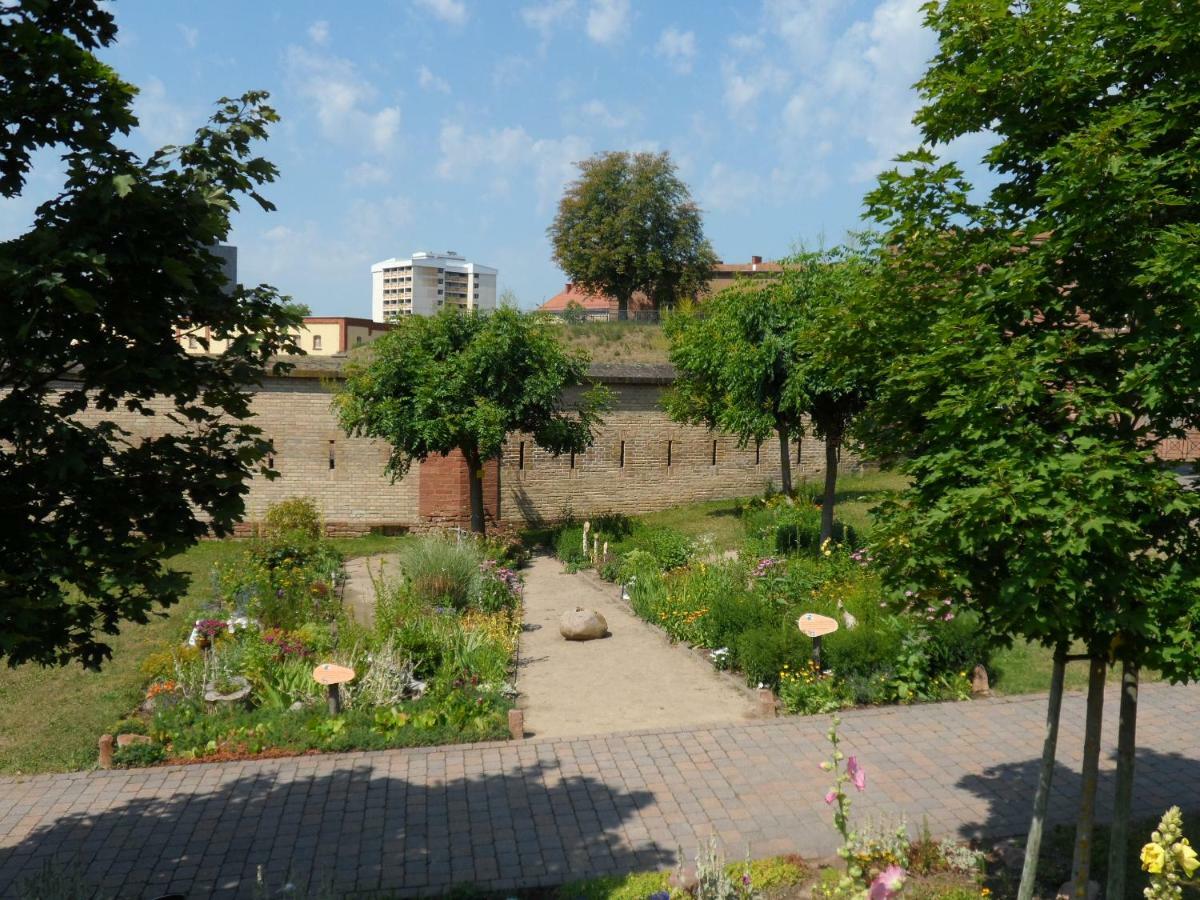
[515,554,759,738]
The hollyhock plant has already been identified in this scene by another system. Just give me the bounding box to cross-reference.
[868,863,906,899]
[847,756,866,792]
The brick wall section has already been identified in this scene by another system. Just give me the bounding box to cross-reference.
[418,450,500,526]
[51,363,866,532]
[499,382,848,523]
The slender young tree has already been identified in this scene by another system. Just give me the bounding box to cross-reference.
[663,281,804,494]
[860,3,1200,896]
[0,1,300,669]
[334,308,610,533]
[549,151,716,317]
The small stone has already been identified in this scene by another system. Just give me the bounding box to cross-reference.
[972,664,991,695]
[116,733,152,749]
[559,608,608,641]
[508,708,525,740]
[758,688,777,718]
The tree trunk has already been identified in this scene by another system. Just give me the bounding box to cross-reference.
[820,432,839,542]
[466,450,486,534]
[778,426,793,495]
[1017,646,1068,900]
[616,292,629,320]
[1105,661,1139,900]
[1069,655,1108,897]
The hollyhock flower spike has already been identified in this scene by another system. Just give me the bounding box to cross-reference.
[847,756,866,792]
[824,789,837,805]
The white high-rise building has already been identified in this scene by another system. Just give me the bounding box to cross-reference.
[370,251,498,322]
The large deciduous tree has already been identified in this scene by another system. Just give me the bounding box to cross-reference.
[860,3,1200,897]
[334,308,611,534]
[549,151,716,318]
[0,1,300,669]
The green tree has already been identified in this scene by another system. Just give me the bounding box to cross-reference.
[549,151,716,318]
[663,281,804,494]
[334,308,610,533]
[860,3,1200,897]
[0,1,300,669]
[282,301,312,318]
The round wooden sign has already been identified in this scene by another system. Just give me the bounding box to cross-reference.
[312,663,355,685]
[797,613,839,638]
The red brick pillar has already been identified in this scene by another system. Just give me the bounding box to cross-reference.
[418,450,500,527]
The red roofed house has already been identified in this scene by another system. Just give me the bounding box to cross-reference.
[538,256,784,321]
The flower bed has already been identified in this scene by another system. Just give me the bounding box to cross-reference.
[114,502,524,765]
[550,494,990,715]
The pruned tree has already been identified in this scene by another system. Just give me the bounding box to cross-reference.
[549,151,716,317]
[860,3,1200,897]
[334,308,611,533]
[0,1,301,669]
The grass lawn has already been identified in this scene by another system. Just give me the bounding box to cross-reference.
[0,534,408,776]
[554,321,670,365]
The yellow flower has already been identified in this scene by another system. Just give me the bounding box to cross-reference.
[1174,839,1200,877]
[1142,842,1167,873]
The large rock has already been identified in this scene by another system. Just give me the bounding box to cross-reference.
[560,608,608,641]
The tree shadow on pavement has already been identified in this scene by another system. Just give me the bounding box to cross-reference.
[0,759,669,899]
[954,748,1200,893]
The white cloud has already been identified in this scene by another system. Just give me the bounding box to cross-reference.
[586,0,629,45]
[418,65,451,93]
[414,0,468,26]
[701,162,765,213]
[133,78,196,147]
[656,27,696,74]
[307,20,330,45]
[178,25,198,48]
[492,55,532,88]
[345,162,392,187]
[764,0,840,60]
[722,61,787,114]
[580,99,629,129]
[284,46,401,155]
[521,0,575,37]
[436,122,588,209]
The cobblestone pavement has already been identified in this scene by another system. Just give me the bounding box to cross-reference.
[1,683,1198,898]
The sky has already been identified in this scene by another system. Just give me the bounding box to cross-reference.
[3,0,994,316]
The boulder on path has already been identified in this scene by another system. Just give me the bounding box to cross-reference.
[560,608,608,641]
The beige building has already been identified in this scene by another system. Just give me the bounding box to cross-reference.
[179,317,393,356]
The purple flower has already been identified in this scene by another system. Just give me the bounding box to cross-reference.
[868,864,905,899]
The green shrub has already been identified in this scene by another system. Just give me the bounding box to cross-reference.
[554,524,587,567]
[261,496,324,540]
[823,621,904,680]
[400,537,482,611]
[112,718,147,736]
[734,623,808,689]
[112,741,166,768]
[632,525,694,570]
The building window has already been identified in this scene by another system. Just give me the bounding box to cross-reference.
[312,335,322,351]
[355,336,363,345]
[187,335,198,349]
[755,439,761,465]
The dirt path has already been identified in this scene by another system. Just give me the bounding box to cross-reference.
[340,553,401,627]
[516,554,759,738]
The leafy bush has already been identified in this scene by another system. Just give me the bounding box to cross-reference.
[779,661,848,714]
[476,560,522,613]
[734,623,809,689]
[400,537,482,611]
[554,523,588,567]
[262,496,324,540]
[628,525,693,570]
[112,741,166,768]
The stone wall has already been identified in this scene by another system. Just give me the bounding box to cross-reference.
[55,363,864,533]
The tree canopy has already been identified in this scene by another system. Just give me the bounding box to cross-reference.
[858,2,1200,895]
[334,308,611,533]
[0,1,300,669]
[549,151,716,317]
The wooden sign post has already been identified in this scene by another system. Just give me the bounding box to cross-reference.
[797,613,839,669]
[313,663,355,715]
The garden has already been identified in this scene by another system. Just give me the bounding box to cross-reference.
[546,481,989,717]
[105,499,526,768]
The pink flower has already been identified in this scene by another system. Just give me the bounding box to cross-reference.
[824,790,837,805]
[847,756,866,792]
[943,611,955,621]
[868,864,906,899]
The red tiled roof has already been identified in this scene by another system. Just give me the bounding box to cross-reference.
[538,283,655,313]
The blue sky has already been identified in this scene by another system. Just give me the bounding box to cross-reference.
[5,0,992,316]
